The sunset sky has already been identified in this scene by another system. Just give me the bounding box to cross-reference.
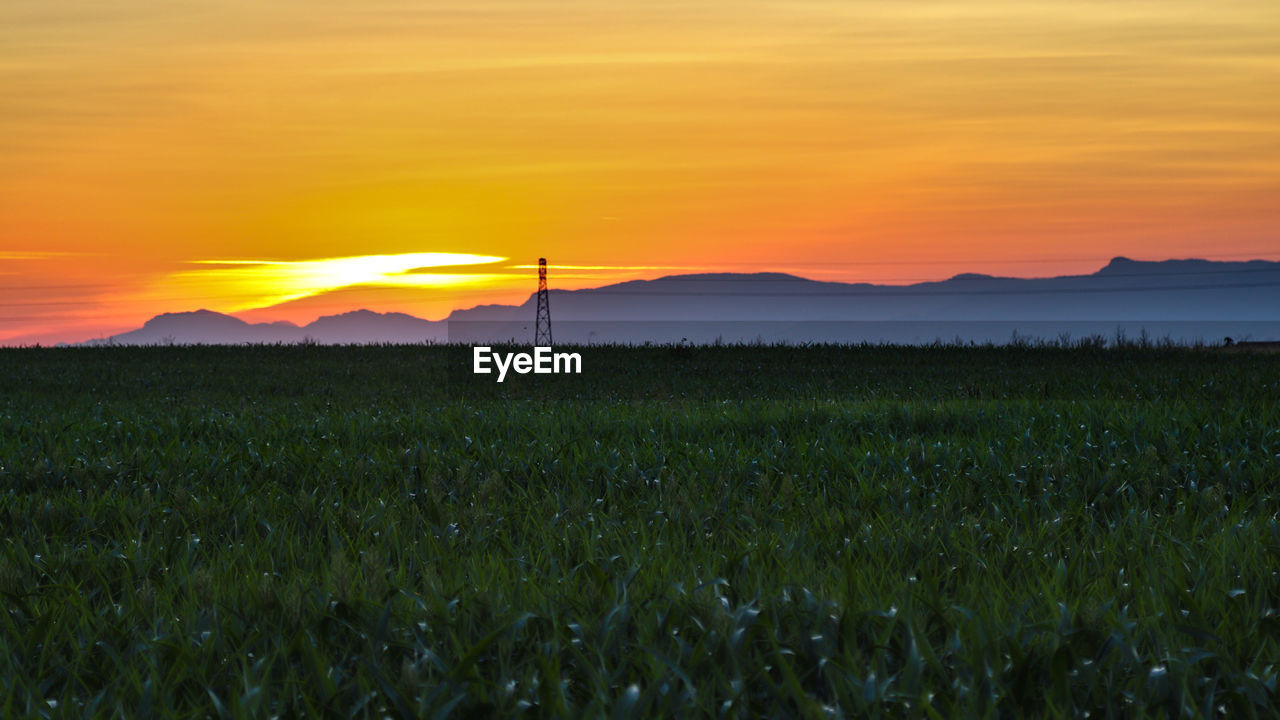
[3,0,1279,343]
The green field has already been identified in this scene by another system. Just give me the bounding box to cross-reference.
[2,345,1277,718]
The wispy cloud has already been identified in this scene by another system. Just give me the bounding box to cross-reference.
[160,252,511,310]
[0,251,92,260]
[507,264,705,271]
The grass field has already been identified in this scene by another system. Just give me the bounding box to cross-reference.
[2,344,1278,718]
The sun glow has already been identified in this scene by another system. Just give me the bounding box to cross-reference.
[156,252,512,311]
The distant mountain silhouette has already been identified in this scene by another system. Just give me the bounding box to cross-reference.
[445,257,1280,344]
[82,258,1280,345]
[449,258,1280,323]
[82,309,445,346]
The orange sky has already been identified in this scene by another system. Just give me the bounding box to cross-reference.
[2,0,1279,344]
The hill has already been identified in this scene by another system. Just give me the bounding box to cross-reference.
[82,309,446,346]
[83,257,1280,345]
[444,257,1280,344]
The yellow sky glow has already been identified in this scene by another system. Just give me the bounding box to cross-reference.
[165,252,510,310]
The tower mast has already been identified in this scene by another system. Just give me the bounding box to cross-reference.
[535,258,552,346]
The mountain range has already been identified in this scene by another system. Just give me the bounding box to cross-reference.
[80,257,1280,346]
[81,309,447,346]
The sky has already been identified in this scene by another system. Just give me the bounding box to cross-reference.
[2,0,1279,344]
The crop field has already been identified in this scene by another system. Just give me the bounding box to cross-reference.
[1,344,1278,718]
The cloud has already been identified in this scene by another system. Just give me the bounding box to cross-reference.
[0,251,90,260]
[160,252,511,310]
